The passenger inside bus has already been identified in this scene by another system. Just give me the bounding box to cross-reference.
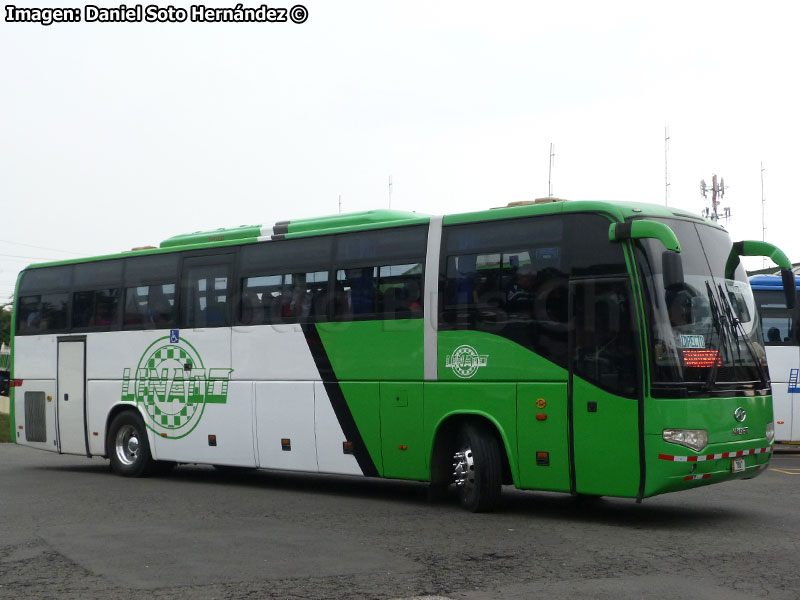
[148,286,173,327]
[91,298,115,326]
[665,287,695,330]
[505,264,536,315]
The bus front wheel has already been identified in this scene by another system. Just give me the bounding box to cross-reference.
[453,423,502,512]
[107,411,155,477]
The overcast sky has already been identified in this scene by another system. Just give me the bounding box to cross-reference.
[2,0,798,301]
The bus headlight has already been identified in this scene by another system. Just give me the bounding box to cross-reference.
[662,429,708,452]
[766,422,775,444]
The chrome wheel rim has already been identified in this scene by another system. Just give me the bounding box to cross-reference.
[115,424,140,466]
[453,445,476,493]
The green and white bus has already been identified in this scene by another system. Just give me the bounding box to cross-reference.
[8,199,794,511]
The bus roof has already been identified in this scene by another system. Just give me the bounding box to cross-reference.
[749,274,800,290]
[18,199,719,271]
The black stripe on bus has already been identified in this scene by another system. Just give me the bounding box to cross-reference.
[301,323,380,477]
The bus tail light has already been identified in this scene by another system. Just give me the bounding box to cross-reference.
[663,429,708,452]
[766,422,775,444]
[10,379,23,387]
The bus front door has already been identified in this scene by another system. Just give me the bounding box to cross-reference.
[569,278,641,498]
[57,337,88,455]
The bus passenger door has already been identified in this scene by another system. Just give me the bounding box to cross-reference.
[569,278,641,498]
[57,337,88,455]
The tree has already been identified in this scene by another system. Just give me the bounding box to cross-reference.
[0,302,11,346]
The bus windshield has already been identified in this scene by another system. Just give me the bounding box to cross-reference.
[635,218,767,397]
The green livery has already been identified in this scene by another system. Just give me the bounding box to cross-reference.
[10,199,786,511]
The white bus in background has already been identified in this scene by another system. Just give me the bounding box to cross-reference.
[751,274,800,443]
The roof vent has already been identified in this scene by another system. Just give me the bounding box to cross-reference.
[498,198,567,209]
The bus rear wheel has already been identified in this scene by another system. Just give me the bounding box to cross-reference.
[107,411,155,477]
[452,423,502,512]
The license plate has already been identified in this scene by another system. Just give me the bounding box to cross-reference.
[731,457,745,473]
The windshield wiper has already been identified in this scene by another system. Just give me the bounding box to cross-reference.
[704,282,729,391]
[716,282,769,388]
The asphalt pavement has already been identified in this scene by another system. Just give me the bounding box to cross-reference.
[2,444,800,599]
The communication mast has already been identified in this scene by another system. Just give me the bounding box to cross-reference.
[548,143,555,197]
[761,162,766,269]
[700,174,730,223]
[664,127,670,206]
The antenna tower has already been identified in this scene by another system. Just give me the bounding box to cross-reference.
[548,143,555,197]
[664,126,670,205]
[388,175,393,209]
[761,162,766,269]
[700,173,730,223]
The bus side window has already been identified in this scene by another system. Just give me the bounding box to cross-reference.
[72,289,120,329]
[17,295,42,333]
[123,254,179,330]
[242,272,328,325]
[182,259,232,329]
[123,284,176,328]
[16,265,72,335]
[335,267,376,317]
[332,226,427,321]
[333,263,423,321]
[17,293,69,333]
[754,289,794,345]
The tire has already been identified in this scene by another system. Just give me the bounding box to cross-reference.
[452,423,503,512]
[107,411,155,477]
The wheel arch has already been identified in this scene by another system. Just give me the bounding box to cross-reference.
[428,411,516,487]
[103,403,152,458]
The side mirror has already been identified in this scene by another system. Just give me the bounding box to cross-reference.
[725,240,792,279]
[662,251,685,289]
[609,220,681,253]
[781,268,797,309]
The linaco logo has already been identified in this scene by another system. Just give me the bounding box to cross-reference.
[445,345,489,379]
[121,331,233,439]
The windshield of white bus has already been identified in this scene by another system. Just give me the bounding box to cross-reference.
[634,218,766,397]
